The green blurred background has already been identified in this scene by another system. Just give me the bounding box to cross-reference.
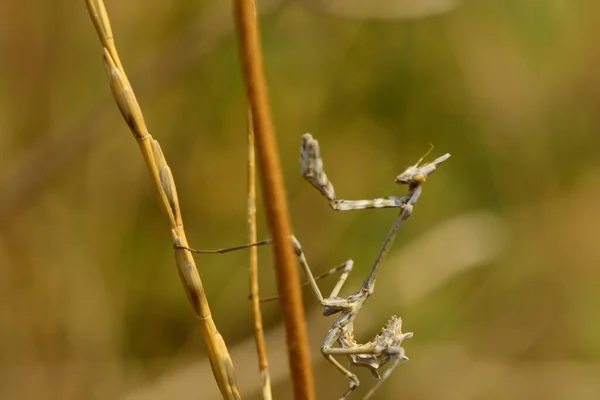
[2,0,600,399]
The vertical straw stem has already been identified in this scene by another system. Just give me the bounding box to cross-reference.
[247,109,273,399]
[233,1,315,399]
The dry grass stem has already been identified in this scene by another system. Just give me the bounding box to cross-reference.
[233,0,316,398]
[246,110,273,400]
[0,0,284,227]
[84,1,241,399]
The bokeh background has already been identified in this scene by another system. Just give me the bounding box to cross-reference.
[2,0,600,399]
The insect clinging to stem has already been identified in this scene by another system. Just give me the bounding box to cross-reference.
[180,133,450,399]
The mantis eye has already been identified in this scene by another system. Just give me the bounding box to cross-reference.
[413,174,426,184]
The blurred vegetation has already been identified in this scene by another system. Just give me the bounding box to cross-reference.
[1,0,600,399]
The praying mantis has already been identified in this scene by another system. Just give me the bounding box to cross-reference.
[183,133,450,399]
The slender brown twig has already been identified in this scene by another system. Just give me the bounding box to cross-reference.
[247,109,273,400]
[233,1,315,399]
[84,1,240,399]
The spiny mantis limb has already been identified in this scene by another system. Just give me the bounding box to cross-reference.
[181,235,361,316]
[301,133,450,211]
[181,239,273,254]
[260,260,353,303]
[179,231,413,400]
[177,239,354,303]
[300,133,409,210]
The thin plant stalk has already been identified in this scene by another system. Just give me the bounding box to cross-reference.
[233,0,316,399]
[84,1,241,399]
[247,109,273,400]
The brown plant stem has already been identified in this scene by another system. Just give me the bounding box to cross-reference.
[247,110,273,400]
[233,1,315,399]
